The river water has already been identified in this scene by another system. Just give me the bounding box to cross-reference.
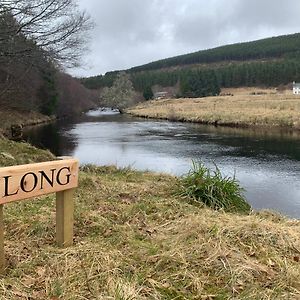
[23,109,300,218]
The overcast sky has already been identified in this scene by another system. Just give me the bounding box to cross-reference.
[72,0,300,77]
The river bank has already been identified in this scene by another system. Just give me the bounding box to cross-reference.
[0,137,299,298]
[127,88,300,130]
[0,109,56,138]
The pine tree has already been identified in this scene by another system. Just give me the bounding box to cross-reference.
[143,86,154,100]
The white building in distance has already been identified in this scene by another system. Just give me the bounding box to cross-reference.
[154,92,168,99]
[293,81,300,94]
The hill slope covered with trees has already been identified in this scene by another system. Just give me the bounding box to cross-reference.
[129,33,300,72]
[82,33,300,99]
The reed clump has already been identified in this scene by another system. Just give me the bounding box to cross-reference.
[179,162,251,213]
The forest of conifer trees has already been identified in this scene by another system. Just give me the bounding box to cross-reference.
[81,33,300,99]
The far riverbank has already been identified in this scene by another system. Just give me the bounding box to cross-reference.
[127,88,300,130]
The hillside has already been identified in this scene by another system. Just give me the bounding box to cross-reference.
[82,33,300,99]
[129,33,300,72]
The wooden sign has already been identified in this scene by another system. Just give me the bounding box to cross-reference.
[0,159,78,204]
[0,158,79,274]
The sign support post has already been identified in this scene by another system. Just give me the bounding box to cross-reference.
[0,205,4,275]
[56,189,75,247]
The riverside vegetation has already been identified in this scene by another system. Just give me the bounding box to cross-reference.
[0,137,299,299]
[127,88,300,129]
[179,162,250,214]
[0,1,96,137]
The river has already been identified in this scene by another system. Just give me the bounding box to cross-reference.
[23,109,300,218]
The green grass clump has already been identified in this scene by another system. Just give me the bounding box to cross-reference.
[179,162,251,213]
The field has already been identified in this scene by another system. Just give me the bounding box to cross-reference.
[127,88,300,129]
[0,138,299,299]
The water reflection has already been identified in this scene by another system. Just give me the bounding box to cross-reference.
[23,109,300,218]
[24,122,77,156]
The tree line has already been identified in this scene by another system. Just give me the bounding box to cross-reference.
[82,58,300,99]
[81,68,221,98]
[0,0,96,117]
[82,32,300,100]
[129,33,300,72]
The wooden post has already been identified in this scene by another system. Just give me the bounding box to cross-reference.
[0,205,4,275]
[56,189,74,247]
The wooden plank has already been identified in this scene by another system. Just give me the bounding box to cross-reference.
[0,159,79,204]
[0,205,4,274]
[56,189,74,247]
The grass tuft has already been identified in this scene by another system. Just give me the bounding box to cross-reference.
[179,161,251,213]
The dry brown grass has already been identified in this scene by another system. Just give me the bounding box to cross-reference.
[0,139,300,299]
[0,138,54,166]
[128,88,300,129]
[0,109,54,136]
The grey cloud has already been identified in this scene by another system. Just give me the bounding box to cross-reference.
[73,0,300,77]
